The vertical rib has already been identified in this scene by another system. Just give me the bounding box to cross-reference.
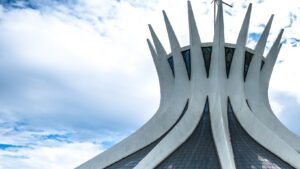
[259,29,283,114]
[188,1,206,82]
[148,24,168,60]
[246,15,273,83]
[229,4,252,81]
[148,25,174,104]
[255,15,274,55]
[188,1,201,46]
[260,29,284,90]
[149,24,174,83]
[209,2,236,169]
[163,11,189,81]
[147,39,165,100]
[147,39,159,70]
[210,0,226,80]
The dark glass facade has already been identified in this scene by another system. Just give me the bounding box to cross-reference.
[202,47,212,77]
[167,46,260,80]
[155,99,221,169]
[168,47,213,79]
[182,49,191,79]
[244,51,253,81]
[167,57,175,77]
[228,99,294,169]
[225,47,235,78]
[167,50,191,79]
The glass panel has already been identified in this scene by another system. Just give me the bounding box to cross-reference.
[105,100,189,169]
[244,51,253,81]
[168,46,255,80]
[155,98,221,169]
[225,47,235,78]
[228,99,295,169]
[261,60,265,70]
[168,50,191,79]
[167,57,175,77]
[202,47,212,78]
[182,49,191,80]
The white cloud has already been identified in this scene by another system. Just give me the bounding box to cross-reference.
[0,1,160,130]
[0,0,300,168]
[0,142,102,169]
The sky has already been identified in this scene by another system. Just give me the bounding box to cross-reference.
[0,0,299,169]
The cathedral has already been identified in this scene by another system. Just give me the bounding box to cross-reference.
[77,1,300,168]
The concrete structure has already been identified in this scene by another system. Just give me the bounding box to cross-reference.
[77,1,300,169]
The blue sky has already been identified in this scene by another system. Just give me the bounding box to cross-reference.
[0,0,300,168]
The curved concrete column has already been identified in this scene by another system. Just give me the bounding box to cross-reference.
[228,3,251,86]
[188,1,207,85]
[134,96,206,169]
[230,99,300,168]
[133,3,209,168]
[76,24,188,169]
[227,3,251,118]
[257,30,300,152]
[260,29,283,107]
[245,15,273,100]
[260,29,283,114]
[148,25,174,106]
[163,11,190,83]
[243,15,300,153]
[209,2,236,169]
[234,15,300,167]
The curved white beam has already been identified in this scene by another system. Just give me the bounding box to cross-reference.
[245,15,273,90]
[243,14,300,153]
[149,25,174,106]
[209,2,236,169]
[257,29,300,152]
[210,0,226,81]
[149,25,174,81]
[134,2,209,168]
[260,29,283,110]
[228,4,252,109]
[163,11,190,82]
[147,39,164,101]
[244,14,273,118]
[134,96,206,169]
[230,99,300,168]
[188,0,207,89]
[229,4,252,82]
[231,17,300,166]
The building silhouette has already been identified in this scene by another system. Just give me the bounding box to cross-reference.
[77,1,300,168]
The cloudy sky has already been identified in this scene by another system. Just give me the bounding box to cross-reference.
[0,0,300,168]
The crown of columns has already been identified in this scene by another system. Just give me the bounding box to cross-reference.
[77,1,300,169]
